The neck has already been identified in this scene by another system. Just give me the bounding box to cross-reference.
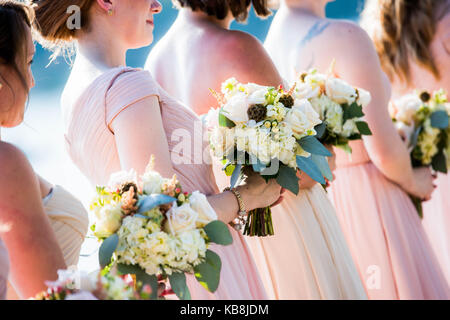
[281,0,326,18]
[76,24,127,69]
[178,8,233,29]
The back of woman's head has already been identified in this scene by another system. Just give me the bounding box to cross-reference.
[173,0,272,22]
[362,0,450,84]
[0,0,35,91]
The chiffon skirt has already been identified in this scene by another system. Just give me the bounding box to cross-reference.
[422,174,450,283]
[245,184,367,300]
[329,162,450,299]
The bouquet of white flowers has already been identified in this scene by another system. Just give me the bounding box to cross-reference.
[89,157,233,300]
[389,89,450,217]
[207,78,333,237]
[34,269,152,300]
[292,69,372,153]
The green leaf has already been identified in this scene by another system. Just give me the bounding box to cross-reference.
[137,194,176,214]
[194,250,222,293]
[223,162,235,176]
[230,163,241,189]
[430,110,449,129]
[99,234,118,269]
[204,221,233,245]
[355,121,372,135]
[343,102,365,122]
[275,164,299,195]
[169,273,191,300]
[410,126,422,149]
[117,263,158,300]
[298,136,332,156]
[431,151,448,173]
[219,109,236,128]
[311,154,333,181]
[296,156,326,185]
[314,122,327,139]
[252,158,267,173]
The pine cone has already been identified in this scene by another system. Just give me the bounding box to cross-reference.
[247,104,267,122]
[279,94,294,108]
[419,91,431,102]
[119,182,138,197]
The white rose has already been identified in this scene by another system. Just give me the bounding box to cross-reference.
[248,88,267,105]
[286,99,321,138]
[325,77,357,105]
[222,92,249,123]
[295,81,321,100]
[108,169,137,191]
[393,94,422,124]
[94,204,123,238]
[394,121,415,149]
[245,83,267,95]
[141,170,164,195]
[325,102,344,135]
[164,203,198,235]
[305,72,327,88]
[356,87,372,108]
[188,191,217,228]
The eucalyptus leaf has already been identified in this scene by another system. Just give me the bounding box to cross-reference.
[298,136,332,156]
[430,110,449,129]
[169,273,191,300]
[194,250,222,293]
[275,165,299,195]
[99,234,118,269]
[314,122,327,139]
[432,151,448,173]
[137,194,176,214]
[219,110,236,128]
[230,163,242,189]
[311,154,333,181]
[343,102,364,121]
[204,221,233,245]
[296,156,326,185]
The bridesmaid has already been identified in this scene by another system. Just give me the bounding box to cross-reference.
[0,0,88,299]
[146,0,366,300]
[362,0,450,284]
[33,0,283,300]
[264,0,449,299]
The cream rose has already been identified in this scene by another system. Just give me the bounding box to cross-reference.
[247,88,267,105]
[286,99,321,138]
[392,94,422,124]
[164,203,199,235]
[141,170,164,195]
[222,92,249,123]
[188,191,217,228]
[325,78,357,105]
[94,204,124,238]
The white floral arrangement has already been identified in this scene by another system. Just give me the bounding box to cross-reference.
[34,269,152,300]
[389,89,450,217]
[292,68,372,153]
[207,78,333,236]
[89,157,233,300]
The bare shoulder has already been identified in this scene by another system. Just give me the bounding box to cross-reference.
[325,19,373,47]
[217,30,282,85]
[0,142,35,189]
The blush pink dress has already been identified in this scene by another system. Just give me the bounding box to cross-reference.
[62,66,267,300]
[0,239,8,300]
[389,11,450,284]
[329,140,450,299]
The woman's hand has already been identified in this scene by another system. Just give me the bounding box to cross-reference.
[237,172,283,211]
[403,167,436,201]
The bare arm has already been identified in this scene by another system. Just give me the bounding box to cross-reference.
[0,143,66,298]
[111,96,281,224]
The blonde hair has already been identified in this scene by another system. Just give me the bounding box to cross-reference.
[362,0,450,84]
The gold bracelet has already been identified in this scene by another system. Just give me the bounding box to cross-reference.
[223,187,247,231]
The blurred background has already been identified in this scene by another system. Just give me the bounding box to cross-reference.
[1,0,365,270]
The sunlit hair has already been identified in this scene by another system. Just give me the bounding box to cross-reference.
[362,0,450,84]
[173,0,272,22]
[32,0,94,59]
[0,0,35,92]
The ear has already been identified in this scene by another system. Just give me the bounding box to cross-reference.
[96,0,114,13]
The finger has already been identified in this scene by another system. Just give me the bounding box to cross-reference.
[271,195,284,207]
[280,188,287,194]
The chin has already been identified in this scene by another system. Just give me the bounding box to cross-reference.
[129,35,154,50]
